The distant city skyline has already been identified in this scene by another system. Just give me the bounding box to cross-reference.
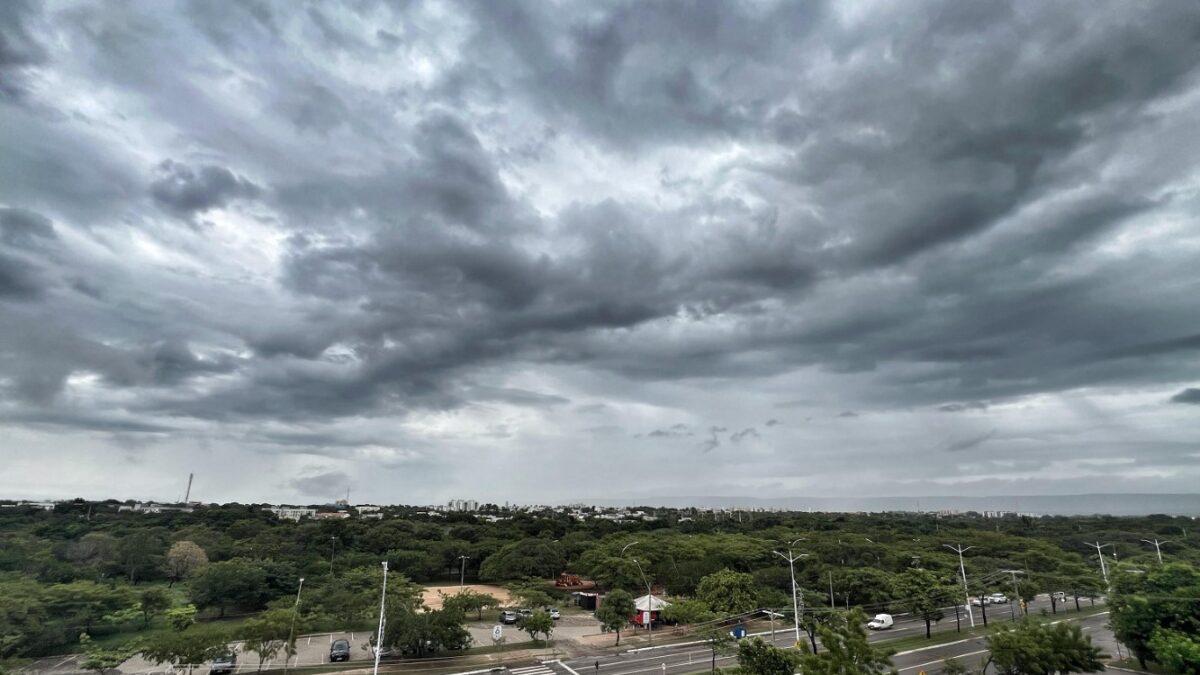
[2,2,1199,504]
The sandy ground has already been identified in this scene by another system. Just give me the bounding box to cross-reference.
[421,583,515,609]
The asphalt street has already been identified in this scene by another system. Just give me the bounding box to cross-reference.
[561,596,1111,675]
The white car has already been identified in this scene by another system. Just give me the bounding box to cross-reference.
[866,614,893,630]
[971,597,989,606]
[988,593,1008,604]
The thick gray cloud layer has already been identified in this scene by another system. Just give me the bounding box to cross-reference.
[1,0,1199,504]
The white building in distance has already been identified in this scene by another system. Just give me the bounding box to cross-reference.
[268,506,316,521]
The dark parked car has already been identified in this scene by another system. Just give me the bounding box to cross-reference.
[330,639,351,662]
[210,652,237,675]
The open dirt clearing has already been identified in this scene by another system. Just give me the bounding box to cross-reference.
[420,583,515,609]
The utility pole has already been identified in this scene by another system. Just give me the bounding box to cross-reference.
[773,538,808,645]
[458,555,471,588]
[828,571,835,609]
[329,536,337,576]
[1085,542,1110,587]
[1140,538,1171,564]
[1002,569,1024,620]
[284,577,304,675]
[373,562,388,675]
[943,544,975,628]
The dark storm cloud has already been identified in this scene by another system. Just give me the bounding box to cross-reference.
[149,160,260,217]
[645,423,693,439]
[0,207,56,247]
[1170,389,1200,405]
[699,426,727,453]
[730,427,759,443]
[0,0,46,101]
[1,0,1199,500]
[944,429,998,453]
[289,469,352,498]
[0,252,46,299]
[938,402,989,413]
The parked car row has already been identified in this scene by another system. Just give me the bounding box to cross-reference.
[498,607,561,624]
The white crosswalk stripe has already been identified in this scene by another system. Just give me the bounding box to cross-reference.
[509,666,556,675]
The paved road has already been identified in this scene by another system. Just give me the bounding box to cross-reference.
[562,597,1110,675]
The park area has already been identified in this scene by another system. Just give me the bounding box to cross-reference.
[420,584,516,610]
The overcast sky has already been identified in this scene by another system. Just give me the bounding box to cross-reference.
[2,1,1199,506]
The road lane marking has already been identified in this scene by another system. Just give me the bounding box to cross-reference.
[899,649,989,672]
[554,659,583,675]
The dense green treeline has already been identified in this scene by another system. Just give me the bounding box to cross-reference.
[1,501,1196,665]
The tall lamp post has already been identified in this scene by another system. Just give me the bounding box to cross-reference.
[631,558,654,646]
[1140,539,1171,564]
[329,536,338,576]
[373,562,388,675]
[943,544,975,628]
[773,538,808,645]
[284,577,305,675]
[1085,542,1111,587]
[621,542,654,646]
[458,555,471,588]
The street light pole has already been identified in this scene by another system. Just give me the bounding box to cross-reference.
[1001,569,1024,620]
[773,538,808,645]
[1085,542,1110,587]
[458,555,471,588]
[373,562,388,675]
[1140,539,1170,564]
[943,544,976,628]
[284,577,304,675]
[329,536,337,576]
[621,542,653,646]
[631,558,653,646]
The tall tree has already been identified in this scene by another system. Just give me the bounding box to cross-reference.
[138,588,172,628]
[737,637,800,675]
[520,611,554,644]
[696,569,759,616]
[1110,562,1200,669]
[241,608,297,672]
[661,598,716,625]
[796,609,896,675]
[441,589,498,621]
[596,589,635,646]
[163,541,209,587]
[892,568,948,639]
[1148,629,1200,675]
[139,628,231,675]
[188,559,269,617]
[984,619,1105,675]
[116,532,162,585]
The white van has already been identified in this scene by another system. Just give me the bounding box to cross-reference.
[867,614,894,630]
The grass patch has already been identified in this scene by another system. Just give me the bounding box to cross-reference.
[82,615,255,650]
